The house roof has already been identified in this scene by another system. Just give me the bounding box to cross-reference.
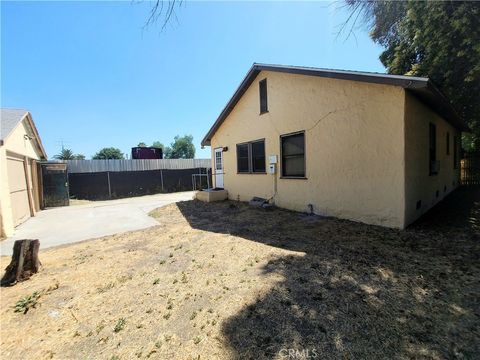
[0,108,47,158]
[201,63,469,146]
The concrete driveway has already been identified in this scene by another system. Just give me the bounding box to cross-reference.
[1,191,195,256]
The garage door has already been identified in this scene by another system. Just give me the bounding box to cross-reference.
[7,156,31,227]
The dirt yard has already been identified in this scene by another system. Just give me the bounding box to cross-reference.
[1,187,479,359]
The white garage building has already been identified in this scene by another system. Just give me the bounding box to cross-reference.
[0,109,47,238]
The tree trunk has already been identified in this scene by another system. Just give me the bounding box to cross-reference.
[1,239,41,286]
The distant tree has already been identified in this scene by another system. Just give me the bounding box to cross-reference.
[163,146,173,159]
[152,141,165,149]
[73,154,86,160]
[137,142,147,147]
[166,135,195,159]
[92,147,124,160]
[54,148,75,160]
[152,141,171,158]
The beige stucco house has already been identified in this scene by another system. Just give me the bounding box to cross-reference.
[0,109,47,237]
[201,64,468,229]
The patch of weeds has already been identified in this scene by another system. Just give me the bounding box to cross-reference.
[223,286,230,291]
[167,303,173,310]
[155,341,162,348]
[173,279,178,284]
[206,280,210,286]
[164,334,172,342]
[110,356,120,360]
[169,253,174,258]
[153,278,160,285]
[163,312,171,320]
[117,274,133,284]
[211,319,217,326]
[97,282,116,293]
[113,318,126,333]
[14,291,40,314]
[193,336,202,344]
[96,322,106,334]
[159,260,166,265]
[190,311,198,320]
[146,309,153,314]
[207,308,214,313]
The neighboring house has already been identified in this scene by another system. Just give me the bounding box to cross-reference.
[0,109,47,237]
[201,64,468,229]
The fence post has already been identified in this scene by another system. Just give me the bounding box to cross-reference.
[107,171,112,199]
[160,170,164,192]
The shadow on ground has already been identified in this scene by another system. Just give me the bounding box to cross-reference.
[176,187,480,359]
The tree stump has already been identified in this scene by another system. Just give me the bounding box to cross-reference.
[1,239,41,286]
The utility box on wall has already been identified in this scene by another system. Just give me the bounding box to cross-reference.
[269,155,277,174]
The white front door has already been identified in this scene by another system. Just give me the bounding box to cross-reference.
[214,148,224,188]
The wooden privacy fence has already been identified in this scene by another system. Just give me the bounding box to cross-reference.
[61,159,211,174]
[461,152,480,186]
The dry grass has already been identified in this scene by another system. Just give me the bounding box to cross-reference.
[1,187,479,359]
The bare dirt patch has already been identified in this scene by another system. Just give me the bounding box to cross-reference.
[1,188,479,359]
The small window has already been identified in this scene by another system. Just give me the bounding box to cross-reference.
[281,132,305,178]
[236,140,265,173]
[259,79,268,114]
[453,135,459,169]
[237,143,250,173]
[251,141,266,173]
[446,132,450,155]
[429,123,437,175]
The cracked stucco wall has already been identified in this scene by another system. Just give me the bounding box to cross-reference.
[210,70,406,228]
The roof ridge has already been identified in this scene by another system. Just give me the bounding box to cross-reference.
[253,63,429,82]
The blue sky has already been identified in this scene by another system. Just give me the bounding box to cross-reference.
[1,1,385,159]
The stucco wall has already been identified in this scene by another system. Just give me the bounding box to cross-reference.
[210,71,406,228]
[0,119,43,237]
[404,92,460,226]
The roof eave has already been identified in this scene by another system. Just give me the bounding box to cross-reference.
[201,64,261,146]
[25,112,48,159]
[201,64,469,146]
